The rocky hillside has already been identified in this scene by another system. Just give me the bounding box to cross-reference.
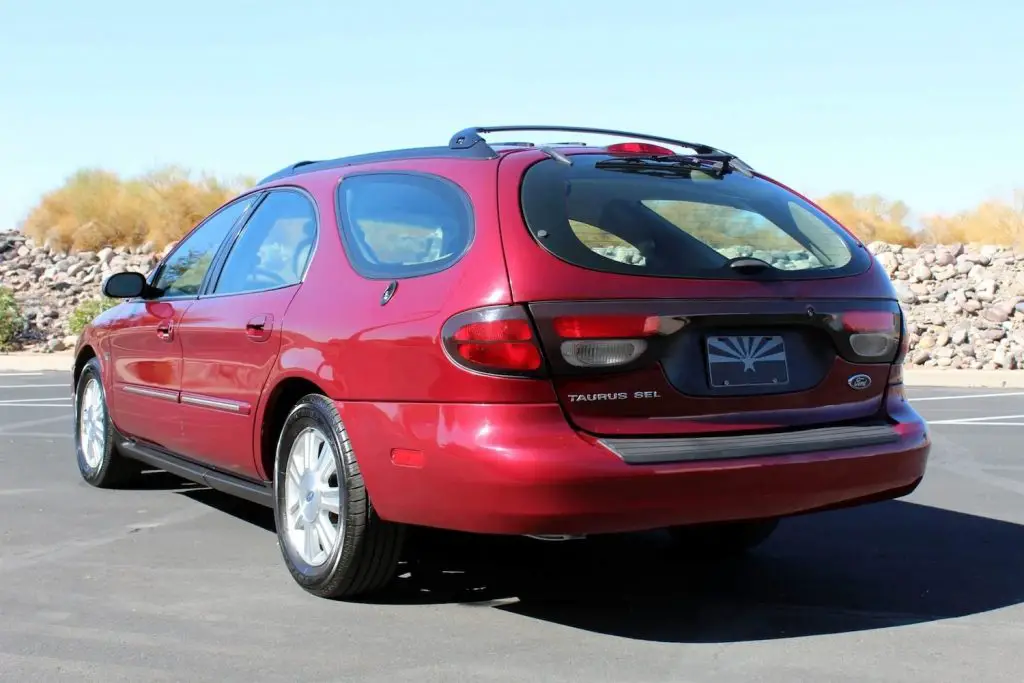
[1,232,163,352]
[3,231,1024,369]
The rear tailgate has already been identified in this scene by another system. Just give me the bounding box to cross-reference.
[495,149,904,437]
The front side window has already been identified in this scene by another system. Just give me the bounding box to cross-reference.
[153,195,256,298]
[519,155,869,280]
[213,189,318,296]
[336,172,474,279]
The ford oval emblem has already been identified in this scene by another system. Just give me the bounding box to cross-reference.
[848,374,872,390]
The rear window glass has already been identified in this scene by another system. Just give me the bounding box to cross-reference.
[337,172,474,279]
[519,154,869,280]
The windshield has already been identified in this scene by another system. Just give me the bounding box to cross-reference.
[518,154,870,280]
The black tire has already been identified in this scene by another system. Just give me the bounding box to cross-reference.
[74,357,144,488]
[667,517,780,558]
[273,393,405,600]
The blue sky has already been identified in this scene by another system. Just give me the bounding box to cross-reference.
[1,0,1020,231]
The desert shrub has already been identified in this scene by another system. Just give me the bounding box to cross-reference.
[68,297,119,335]
[21,166,255,252]
[815,192,919,246]
[0,287,24,351]
[921,190,1024,246]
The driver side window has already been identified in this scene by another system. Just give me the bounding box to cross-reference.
[212,189,318,296]
[153,196,256,298]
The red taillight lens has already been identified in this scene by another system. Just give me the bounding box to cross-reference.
[442,306,546,376]
[606,142,675,155]
[457,342,542,371]
[554,314,660,339]
[888,309,910,385]
[452,319,533,342]
[841,311,898,333]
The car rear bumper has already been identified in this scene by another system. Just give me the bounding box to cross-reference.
[337,393,930,536]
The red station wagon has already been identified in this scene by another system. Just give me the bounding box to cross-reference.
[72,125,931,599]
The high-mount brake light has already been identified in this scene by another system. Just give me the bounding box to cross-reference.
[441,306,545,376]
[606,142,676,156]
[553,314,659,368]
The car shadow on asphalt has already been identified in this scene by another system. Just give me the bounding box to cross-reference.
[174,488,1024,643]
[133,469,207,491]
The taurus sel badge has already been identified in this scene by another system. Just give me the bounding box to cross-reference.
[848,374,872,390]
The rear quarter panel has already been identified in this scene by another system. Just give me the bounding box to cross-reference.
[265,157,556,405]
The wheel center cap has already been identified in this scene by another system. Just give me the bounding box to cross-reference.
[298,472,320,523]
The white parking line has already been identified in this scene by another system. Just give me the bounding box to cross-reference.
[0,404,71,409]
[0,399,71,408]
[929,413,1024,426]
[913,391,1024,402]
[0,384,69,389]
[0,372,45,377]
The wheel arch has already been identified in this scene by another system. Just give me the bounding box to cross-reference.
[73,344,98,388]
[256,374,327,481]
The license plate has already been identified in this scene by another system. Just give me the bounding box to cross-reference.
[706,335,790,388]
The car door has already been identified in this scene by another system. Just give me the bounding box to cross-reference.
[107,194,259,451]
[174,188,318,478]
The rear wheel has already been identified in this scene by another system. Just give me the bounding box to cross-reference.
[74,357,143,488]
[273,393,405,600]
[667,518,779,559]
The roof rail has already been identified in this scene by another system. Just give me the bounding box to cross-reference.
[448,125,726,155]
[256,144,498,185]
[448,125,755,176]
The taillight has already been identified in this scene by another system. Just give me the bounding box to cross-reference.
[888,308,910,386]
[552,314,657,368]
[441,306,546,377]
[553,314,660,339]
[831,310,901,361]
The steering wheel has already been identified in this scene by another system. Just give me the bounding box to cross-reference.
[251,266,289,288]
[293,238,314,279]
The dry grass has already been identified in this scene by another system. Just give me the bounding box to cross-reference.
[16,164,1024,250]
[21,166,255,252]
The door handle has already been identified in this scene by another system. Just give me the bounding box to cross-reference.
[156,321,174,341]
[245,314,273,342]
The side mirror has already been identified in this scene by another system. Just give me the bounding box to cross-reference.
[102,271,149,299]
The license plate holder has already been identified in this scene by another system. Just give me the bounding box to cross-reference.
[706,334,790,388]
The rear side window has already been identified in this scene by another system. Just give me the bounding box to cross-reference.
[337,172,474,279]
[519,155,869,280]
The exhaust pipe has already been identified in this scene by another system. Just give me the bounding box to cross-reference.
[525,534,586,542]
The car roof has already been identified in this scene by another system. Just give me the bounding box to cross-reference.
[254,125,755,187]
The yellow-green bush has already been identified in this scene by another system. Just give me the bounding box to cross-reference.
[17,163,1023,250]
[0,287,24,351]
[68,297,119,335]
[21,166,255,252]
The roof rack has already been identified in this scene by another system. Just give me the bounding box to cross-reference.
[448,125,756,175]
[257,125,755,186]
[448,125,724,155]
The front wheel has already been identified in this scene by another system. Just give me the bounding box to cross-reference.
[666,518,779,559]
[273,393,406,600]
[74,357,143,488]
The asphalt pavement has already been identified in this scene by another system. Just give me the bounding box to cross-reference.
[1,371,1022,682]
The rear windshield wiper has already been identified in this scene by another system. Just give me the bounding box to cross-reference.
[727,257,773,274]
[595,153,753,178]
